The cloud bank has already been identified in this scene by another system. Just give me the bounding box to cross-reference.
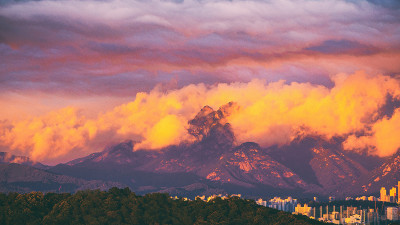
[1,72,400,163]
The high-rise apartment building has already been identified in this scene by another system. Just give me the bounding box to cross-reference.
[390,187,397,203]
[379,181,400,203]
[380,187,389,202]
[386,207,399,221]
[398,181,400,203]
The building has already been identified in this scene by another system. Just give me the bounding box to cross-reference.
[256,198,267,207]
[345,214,362,224]
[356,196,367,201]
[345,207,358,218]
[294,204,313,217]
[390,187,397,203]
[381,187,390,202]
[231,194,241,198]
[206,194,227,202]
[368,196,376,201]
[330,211,341,224]
[398,181,400,203]
[386,207,399,221]
[267,197,297,212]
[390,187,397,197]
[367,209,379,224]
[196,195,205,201]
[379,181,400,203]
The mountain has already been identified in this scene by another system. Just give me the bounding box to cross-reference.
[0,163,126,193]
[2,102,389,198]
[350,149,400,196]
[48,103,317,197]
[50,141,216,197]
[0,152,49,169]
[47,103,376,198]
[267,136,370,196]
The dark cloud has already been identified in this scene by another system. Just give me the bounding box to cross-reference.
[365,0,400,9]
[305,39,378,55]
[377,94,400,120]
[0,0,38,6]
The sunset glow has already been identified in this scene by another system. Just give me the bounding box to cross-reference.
[1,0,400,164]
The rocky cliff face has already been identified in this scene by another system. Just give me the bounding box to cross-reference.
[308,146,368,196]
[266,136,370,196]
[210,142,311,189]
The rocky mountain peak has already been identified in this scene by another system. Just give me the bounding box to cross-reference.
[196,105,214,117]
[188,102,238,141]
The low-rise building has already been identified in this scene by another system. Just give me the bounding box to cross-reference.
[294,204,313,217]
[345,214,362,224]
[256,198,267,207]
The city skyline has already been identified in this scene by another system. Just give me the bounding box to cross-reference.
[254,180,400,224]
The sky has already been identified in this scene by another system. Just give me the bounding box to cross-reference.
[1,0,400,164]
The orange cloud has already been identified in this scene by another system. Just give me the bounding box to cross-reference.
[1,71,399,162]
[373,108,400,156]
[0,107,88,161]
[344,108,400,157]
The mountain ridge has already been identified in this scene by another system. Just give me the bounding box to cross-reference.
[0,163,126,193]
[1,103,397,198]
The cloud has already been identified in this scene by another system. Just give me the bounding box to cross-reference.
[305,39,378,55]
[227,71,400,147]
[366,0,400,9]
[343,107,400,157]
[1,71,400,163]
[0,107,88,161]
[0,0,399,96]
[1,0,400,163]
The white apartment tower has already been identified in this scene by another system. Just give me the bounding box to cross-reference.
[386,207,399,221]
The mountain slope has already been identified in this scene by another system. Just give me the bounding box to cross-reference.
[0,152,49,169]
[0,163,125,193]
[351,149,400,195]
[49,104,316,196]
[267,136,369,196]
[1,188,329,225]
[26,103,386,197]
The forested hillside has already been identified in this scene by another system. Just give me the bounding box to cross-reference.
[0,187,329,225]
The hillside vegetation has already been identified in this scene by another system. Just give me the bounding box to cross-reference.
[0,187,329,225]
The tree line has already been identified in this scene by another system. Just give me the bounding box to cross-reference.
[0,187,330,225]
